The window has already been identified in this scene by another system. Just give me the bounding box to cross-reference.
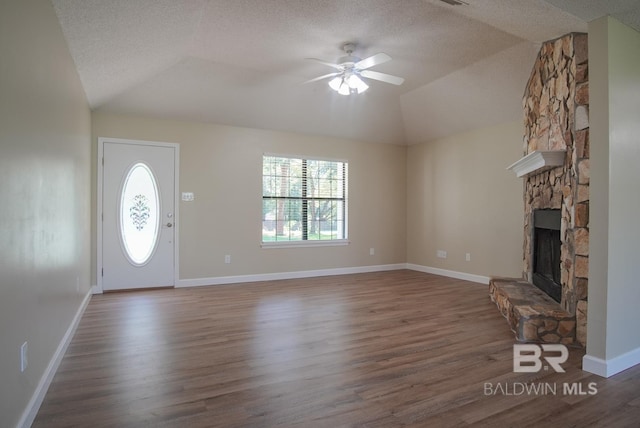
[119,162,160,265]
[262,155,347,244]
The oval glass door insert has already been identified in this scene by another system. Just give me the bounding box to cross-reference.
[119,163,160,265]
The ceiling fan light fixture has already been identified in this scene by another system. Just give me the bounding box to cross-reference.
[328,73,368,95]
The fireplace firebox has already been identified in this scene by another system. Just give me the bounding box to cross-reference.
[532,209,562,303]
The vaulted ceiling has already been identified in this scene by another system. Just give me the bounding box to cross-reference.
[51,0,640,145]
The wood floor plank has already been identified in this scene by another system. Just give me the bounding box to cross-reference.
[33,270,640,427]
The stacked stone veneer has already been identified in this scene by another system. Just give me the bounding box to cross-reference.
[491,33,589,346]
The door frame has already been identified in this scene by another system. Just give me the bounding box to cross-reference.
[95,137,180,294]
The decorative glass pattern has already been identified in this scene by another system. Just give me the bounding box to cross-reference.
[130,195,150,231]
[120,163,160,265]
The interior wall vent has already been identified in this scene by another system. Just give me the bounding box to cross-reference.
[439,0,469,5]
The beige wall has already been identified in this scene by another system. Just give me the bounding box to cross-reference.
[0,0,92,426]
[587,17,640,364]
[91,113,407,282]
[406,121,524,278]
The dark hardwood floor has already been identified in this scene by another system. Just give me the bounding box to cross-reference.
[33,270,640,427]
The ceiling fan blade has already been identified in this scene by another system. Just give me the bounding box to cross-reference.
[303,72,340,84]
[355,53,391,70]
[360,70,405,85]
[306,58,343,70]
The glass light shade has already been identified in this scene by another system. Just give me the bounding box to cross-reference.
[337,81,351,95]
[328,76,342,92]
[347,74,369,94]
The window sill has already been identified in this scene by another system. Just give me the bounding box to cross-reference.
[261,240,350,249]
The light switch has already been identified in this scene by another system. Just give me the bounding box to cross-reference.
[182,192,195,202]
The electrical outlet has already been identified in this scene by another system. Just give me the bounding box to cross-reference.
[437,250,447,259]
[224,255,231,264]
[465,253,471,262]
[20,342,28,372]
[369,248,375,256]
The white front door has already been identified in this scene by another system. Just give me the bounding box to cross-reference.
[100,139,178,291]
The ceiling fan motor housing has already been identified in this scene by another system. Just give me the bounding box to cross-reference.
[339,43,360,67]
[338,55,359,68]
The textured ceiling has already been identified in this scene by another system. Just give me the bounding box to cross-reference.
[51,0,637,145]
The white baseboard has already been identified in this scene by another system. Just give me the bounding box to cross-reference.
[583,347,640,378]
[177,263,407,288]
[17,289,92,428]
[177,263,489,288]
[406,263,490,284]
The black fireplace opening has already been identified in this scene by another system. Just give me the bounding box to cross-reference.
[532,209,562,303]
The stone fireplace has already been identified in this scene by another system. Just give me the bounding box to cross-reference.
[490,33,589,347]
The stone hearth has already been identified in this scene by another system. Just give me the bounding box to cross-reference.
[491,33,589,346]
[490,278,575,344]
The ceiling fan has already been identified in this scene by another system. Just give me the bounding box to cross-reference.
[305,43,404,95]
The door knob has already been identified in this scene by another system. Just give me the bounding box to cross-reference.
[166,222,173,228]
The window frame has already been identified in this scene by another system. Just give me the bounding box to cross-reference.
[261,154,349,248]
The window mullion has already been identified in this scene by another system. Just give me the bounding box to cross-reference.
[302,159,308,240]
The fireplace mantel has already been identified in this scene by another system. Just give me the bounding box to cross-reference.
[507,150,566,178]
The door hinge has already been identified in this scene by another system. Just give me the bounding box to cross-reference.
[101,268,104,277]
